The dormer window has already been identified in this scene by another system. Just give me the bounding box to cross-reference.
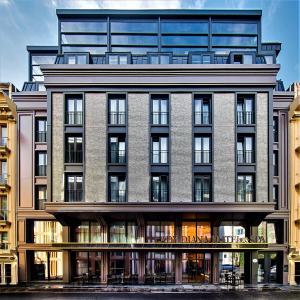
[148,53,171,64]
[107,54,129,65]
[65,53,88,64]
[231,53,254,64]
[189,52,213,64]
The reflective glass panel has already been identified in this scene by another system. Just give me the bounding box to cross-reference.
[62,34,107,44]
[111,21,157,33]
[61,21,107,32]
[32,55,56,65]
[212,36,257,47]
[112,47,158,54]
[161,22,208,33]
[62,46,106,54]
[33,221,63,243]
[111,35,157,45]
[212,22,258,34]
[162,35,208,46]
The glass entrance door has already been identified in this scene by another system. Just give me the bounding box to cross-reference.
[182,253,211,283]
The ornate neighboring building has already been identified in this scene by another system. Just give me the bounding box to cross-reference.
[288,82,300,285]
[0,83,18,285]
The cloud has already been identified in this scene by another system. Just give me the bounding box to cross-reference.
[45,0,207,9]
[0,0,11,6]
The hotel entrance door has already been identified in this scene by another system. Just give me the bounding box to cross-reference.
[182,253,211,283]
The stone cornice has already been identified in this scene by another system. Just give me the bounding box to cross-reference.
[41,64,280,88]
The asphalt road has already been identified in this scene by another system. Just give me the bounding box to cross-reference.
[1,292,300,300]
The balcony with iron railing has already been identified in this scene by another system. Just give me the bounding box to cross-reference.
[152,150,168,164]
[36,131,47,143]
[0,242,9,252]
[109,189,126,203]
[237,189,255,202]
[194,112,211,125]
[237,111,255,125]
[194,150,211,164]
[66,111,83,125]
[151,188,169,202]
[109,150,126,164]
[0,137,9,155]
[109,112,126,125]
[66,150,83,164]
[151,112,169,125]
[0,209,8,222]
[237,150,255,164]
[65,189,83,202]
[36,165,47,176]
[0,174,8,188]
[194,189,211,202]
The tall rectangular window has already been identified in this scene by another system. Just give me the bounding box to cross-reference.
[109,136,126,164]
[194,175,211,202]
[0,196,7,221]
[0,126,7,146]
[36,152,47,176]
[273,116,278,142]
[237,96,255,125]
[151,175,168,202]
[151,96,168,125]
[109,175,126,202]
[0,232,8,250]
[65,136,83,163]
[66,96,83,125]
[66,175,83,202]
[237,136,255,164]
[194,95,211,125]
[36,186,47,210]
[273,151,278,176]
[108,97,126,125]
[237,175,254,202]
[36,118,47,143]
[194,136,211,164]
[0,160,7,184]
[152,136,168,164]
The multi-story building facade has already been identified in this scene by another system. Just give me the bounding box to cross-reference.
[14,9,290,285]
[288,83,300,285]
[0,82,18,285]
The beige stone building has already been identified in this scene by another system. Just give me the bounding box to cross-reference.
[288,82,300,285]
[0,83,18,285]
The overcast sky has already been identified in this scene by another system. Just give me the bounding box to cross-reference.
[0,0,299,90]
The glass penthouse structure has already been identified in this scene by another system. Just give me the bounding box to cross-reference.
[14,9,290,286]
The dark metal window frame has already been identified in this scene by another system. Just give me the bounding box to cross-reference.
[107,94,127,126]
[150,94,170,126]
[65,94,84,126]
[193,174,212,202]
[150,174,169,203]
[108,134,127,165]
[65,134,83,164]
[193,135,212,165]
[65,173,83,202]
[236,173,255,202]
[151,135,169,165]
[108,174,127,203]
[236,134,256,165]
[193,94,212,126]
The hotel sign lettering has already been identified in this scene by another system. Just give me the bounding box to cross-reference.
[158,235,266,243]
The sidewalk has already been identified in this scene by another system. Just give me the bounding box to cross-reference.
[0,283,300,294]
